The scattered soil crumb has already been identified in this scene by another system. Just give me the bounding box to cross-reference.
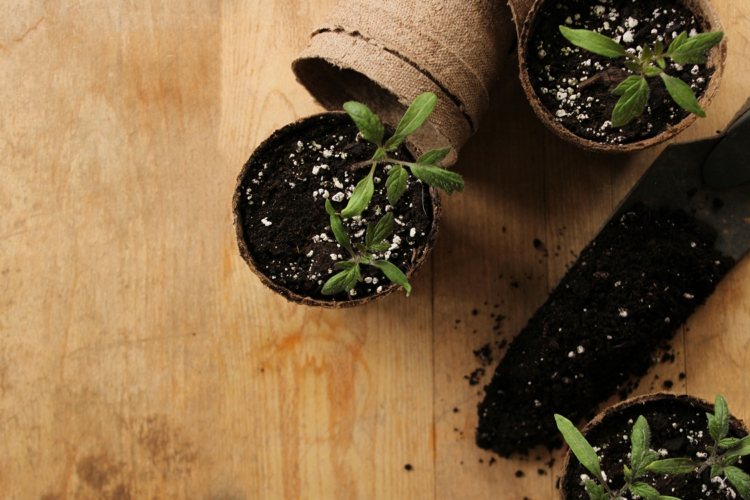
[465,368,486,386]
[473,344,493,366]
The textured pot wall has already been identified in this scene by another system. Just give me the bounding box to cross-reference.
[293,0,521,164]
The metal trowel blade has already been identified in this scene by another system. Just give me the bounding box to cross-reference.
[606,104,750,262]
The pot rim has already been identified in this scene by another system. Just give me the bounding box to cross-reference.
[518,0,727,153]
[232,111,442,308]
[559,392,749,499]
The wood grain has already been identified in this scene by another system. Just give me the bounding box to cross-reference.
[1,0,748,498]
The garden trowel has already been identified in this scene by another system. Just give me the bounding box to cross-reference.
[476,101,750,457]
[609,100,750,262]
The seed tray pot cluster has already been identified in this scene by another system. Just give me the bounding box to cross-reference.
[232,112,441,308]
[519,0,725,152]
[561,393,750,500]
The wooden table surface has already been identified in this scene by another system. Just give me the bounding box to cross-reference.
[2,1,749,498]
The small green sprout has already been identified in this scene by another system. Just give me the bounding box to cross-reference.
[556,395,750,500]
[321,199,411,297]
[647,394,750,500]
[555,414,678,500]
[321,92,464,297]
[341,92,464,219]
[559,26,724,127]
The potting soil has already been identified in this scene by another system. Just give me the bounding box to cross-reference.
[476,204,734,456]
[236,114,435,302]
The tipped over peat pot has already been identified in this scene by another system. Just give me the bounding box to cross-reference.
[232,112,441,307]
[292,0,513,165]
[518,0,725,152]
[560,393,750,500]
[475,203,734,456]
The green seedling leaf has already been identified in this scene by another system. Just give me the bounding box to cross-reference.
[365,222,375,248]
[325,198,337,216]
[369,241,390,252]
[667,31,688,56]
[321,264,361,295]
[657,58,666,69]
[625,60,643,73]
[372,213,394,245]
[660,73,706,117]
[631,416,651,460]
[559,26,628,58]
[713,394,731,441]
[386,165,409,205]
[343,101,383,145]
[371,260,412,296]
[726,456,742,467]
[334,261,357,271]
[624,464,632,482]
[409,165,464,195]
[720,438,742,449]
[633,449,662,479]
[680,53,708,65]
[417,147,451,166]
[668,31,723,65]
[655,39,664,56]
[682,31,723,52]
[711,465,724,479]
[611,75,649,127]
[327,200,354,256]
[384,92,437,151]
[629,482,661,499]
[724,436,750,457]
[612,74,646,95]
[725,466,750,500]
[631,415,652,476]
[341,175,375,218]
[584,479,607,500]
[708,413,719,440]
[647,458,697,475]
[642,44,653,61]
[643,450,661,468]
[365,215,393,249]
[554,414,602,479]
[645,66,663,77]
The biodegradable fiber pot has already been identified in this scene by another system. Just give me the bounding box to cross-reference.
[292,0,515,165]
[518,0,726,153]
[232,112,441,308]
[560,393,750,500]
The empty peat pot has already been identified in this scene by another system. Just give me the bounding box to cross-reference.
[518,0,726,152]
[232,112,441,308]
[560,393,750,500]
[292,0,513,165]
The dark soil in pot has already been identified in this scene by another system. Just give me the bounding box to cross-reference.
[522,0,719,146]
[475,203,734,457]
[232,112,440,307]
[561,393,750,500]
